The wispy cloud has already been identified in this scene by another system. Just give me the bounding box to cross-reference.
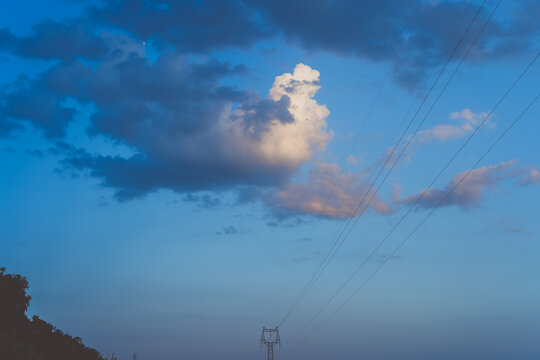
[183,193,221,209]
[216,225,239,235]
[416,108,493,143]
[497,218,533,237]
[394,160,539,210]
[267,163,395,219]
[519,169,540,186]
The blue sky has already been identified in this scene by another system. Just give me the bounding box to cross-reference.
[0,0,539,359]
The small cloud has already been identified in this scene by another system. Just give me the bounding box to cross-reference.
[215,224,254,235]
[497,218,533,237]
[183,193,221,209]
[519,169,540,186]
[394,160,525,210]
[346,155,358,166]
[381,144,413,167]
[416,108,493,143]
[235,186,262,205]
[266,216,312,228]
[449,109,487,125]
[218,225,238,235]
[266,163,395,219]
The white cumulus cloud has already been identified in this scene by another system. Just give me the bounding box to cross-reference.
[416,108,493,143]
[228,63,332,169]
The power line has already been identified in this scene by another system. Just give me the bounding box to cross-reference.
[262,4,427,351]
[279,0,486,326]
[278,0,491,328]
[265,0,423,327]
[286,92,539,355]
[285,49,539,346]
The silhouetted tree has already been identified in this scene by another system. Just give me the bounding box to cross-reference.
[0,267,106,360]
[0,267,31,332]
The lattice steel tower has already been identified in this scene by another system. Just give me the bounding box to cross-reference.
[260,327,280,360]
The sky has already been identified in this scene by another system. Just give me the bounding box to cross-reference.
[0,0,539,359]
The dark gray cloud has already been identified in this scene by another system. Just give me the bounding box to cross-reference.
[0,74,77,138]
[252,0,539,87]
[0,19,107,60]
[183,193,221,209]
[218,225,238,235]
[60,58,306,200]
[0,1,537,89]
[82,0,540,88]
[249,0,411,59]
[2,36,328,200]
[87,0,274,52]
[235,95,293,138]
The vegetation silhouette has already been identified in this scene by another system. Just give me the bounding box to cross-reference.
[0,267,109,360]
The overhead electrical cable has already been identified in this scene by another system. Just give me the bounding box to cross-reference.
[284,91,539,355]
[265,1,424,327]
[285,48,538,345]
[278,0,491,328]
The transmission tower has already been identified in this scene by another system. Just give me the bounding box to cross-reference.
[260,327,280,360]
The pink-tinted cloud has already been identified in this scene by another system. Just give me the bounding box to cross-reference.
[267,163,395,219]
[519,169,540,186]
[416,108,493,143]
[394,160,538,210]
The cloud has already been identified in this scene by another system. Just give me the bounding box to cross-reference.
[7,19,107,60]
[87,0,273,53]
[519,169,540,186]
[0,73,78,138]
[183,193,221,209]
[216,225,238,235]
[0,23,333,201]
[266,163,394,219]
[449,109,488,124]
[51,59,330,200]
[377,144,413,170]
[1,0,538,220]
[0,26,332,200]
[1,1,537,89]
[394,160,539,210]
[416,108,492,143]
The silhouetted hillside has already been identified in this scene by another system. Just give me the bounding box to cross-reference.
[0,267,105,360]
